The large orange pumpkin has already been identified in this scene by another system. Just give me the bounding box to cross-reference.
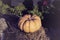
[18,14,42,33]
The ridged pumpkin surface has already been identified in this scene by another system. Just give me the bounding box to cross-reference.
[18,14,42,33]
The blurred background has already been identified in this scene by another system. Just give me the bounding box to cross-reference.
[0,0,60,40]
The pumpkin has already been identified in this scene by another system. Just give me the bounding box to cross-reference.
[18,14,42,33]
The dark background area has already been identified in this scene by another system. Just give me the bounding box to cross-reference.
[1,0,60,40]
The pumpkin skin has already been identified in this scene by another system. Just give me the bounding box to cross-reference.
[18,14,42,33]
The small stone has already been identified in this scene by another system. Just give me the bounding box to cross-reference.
[0,18,8,32]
